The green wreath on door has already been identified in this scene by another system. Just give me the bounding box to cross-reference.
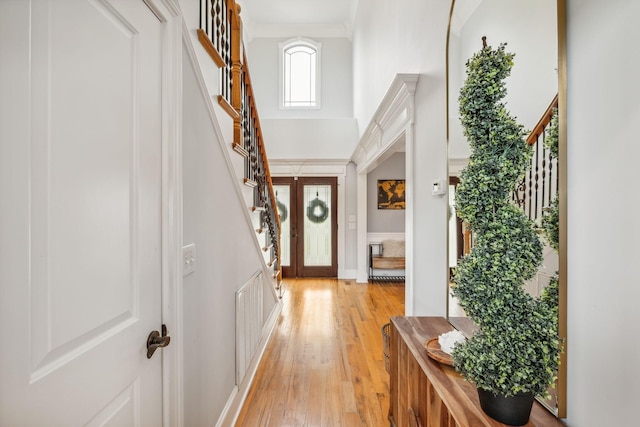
[306,197,329,224]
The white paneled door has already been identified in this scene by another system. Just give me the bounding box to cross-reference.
[0,0,166,425]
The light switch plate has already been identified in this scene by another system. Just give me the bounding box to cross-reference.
[182,244,196,276]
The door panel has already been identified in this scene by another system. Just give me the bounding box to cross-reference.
[273,177,337,277]
[0,0,164,424]
[299,178,337,276]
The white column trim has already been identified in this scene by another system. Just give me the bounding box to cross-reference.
[356,172,368,282]
[404,123,416,314]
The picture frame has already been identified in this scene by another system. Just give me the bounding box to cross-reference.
[377,179,406,209]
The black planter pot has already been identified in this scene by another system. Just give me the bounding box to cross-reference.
[477,388,534,426]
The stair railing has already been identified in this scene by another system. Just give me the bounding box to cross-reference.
[513,94,559,223]
[242,57,281,273]
[198,0,281,279]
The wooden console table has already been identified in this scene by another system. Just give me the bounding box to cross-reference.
[389,317,565,427]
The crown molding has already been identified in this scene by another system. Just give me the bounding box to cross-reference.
[269,159,350,177]
[351,74,419,173]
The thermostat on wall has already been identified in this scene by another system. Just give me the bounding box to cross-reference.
[432,179,446,196]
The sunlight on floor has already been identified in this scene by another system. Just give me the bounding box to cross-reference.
[303,288,335,337]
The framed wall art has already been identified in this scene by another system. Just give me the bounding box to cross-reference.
[377,179,405,209]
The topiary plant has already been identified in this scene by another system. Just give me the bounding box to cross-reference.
[451,41,560,400]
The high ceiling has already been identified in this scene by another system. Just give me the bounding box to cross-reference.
[237,0,359,38]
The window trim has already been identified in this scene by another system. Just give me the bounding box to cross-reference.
[279,37,322,110]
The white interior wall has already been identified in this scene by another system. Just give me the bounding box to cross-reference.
[353,0,410,136]
[261,118,359,160]
[180,24,279,427]
[248,37,353,118]
[352,0,450,315]
[181,46,249,426]
[247,37,359,161]
[566,1,640,425]
[448,0,557,162]
[457,0,557,126]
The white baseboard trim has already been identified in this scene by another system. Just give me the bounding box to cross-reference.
[215,386,239,427]
[216,299,283,427]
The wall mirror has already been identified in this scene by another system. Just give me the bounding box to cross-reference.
[446,0,566,417]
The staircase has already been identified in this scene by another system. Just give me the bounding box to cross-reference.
[516,94,559,297]
[197,0,282,295]
[513,94,559,225]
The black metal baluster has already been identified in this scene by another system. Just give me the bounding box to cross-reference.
[541,135,547,220]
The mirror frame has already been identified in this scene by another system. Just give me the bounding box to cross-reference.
[445,0,567,418]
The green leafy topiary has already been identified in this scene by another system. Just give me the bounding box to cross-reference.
[451,42,559,398]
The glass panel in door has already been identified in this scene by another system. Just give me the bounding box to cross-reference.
[272,178,297,278]
[274,185,291,268]
[302,184,332,267]
[297,177,337,277]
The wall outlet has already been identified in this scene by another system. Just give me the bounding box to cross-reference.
[182,244,196,276]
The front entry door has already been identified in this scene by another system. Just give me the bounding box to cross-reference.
[0,1,166,424]
[273,177,338,277]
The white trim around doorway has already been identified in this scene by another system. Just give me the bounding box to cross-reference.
[270,159,351,279]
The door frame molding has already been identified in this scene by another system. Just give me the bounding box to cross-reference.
[274,176,339,277]
[270,160,350,278]
[147,1,184,425]
[351,75,418,293]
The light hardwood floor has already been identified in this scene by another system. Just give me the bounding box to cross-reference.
[235,278,405,427]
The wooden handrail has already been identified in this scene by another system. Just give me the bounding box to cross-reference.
[513,93,559,223]
[526,94,558,145]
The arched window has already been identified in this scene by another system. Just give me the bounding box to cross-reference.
[279,38,321,109]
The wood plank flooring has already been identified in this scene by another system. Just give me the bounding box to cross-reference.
[235,278,405,427]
